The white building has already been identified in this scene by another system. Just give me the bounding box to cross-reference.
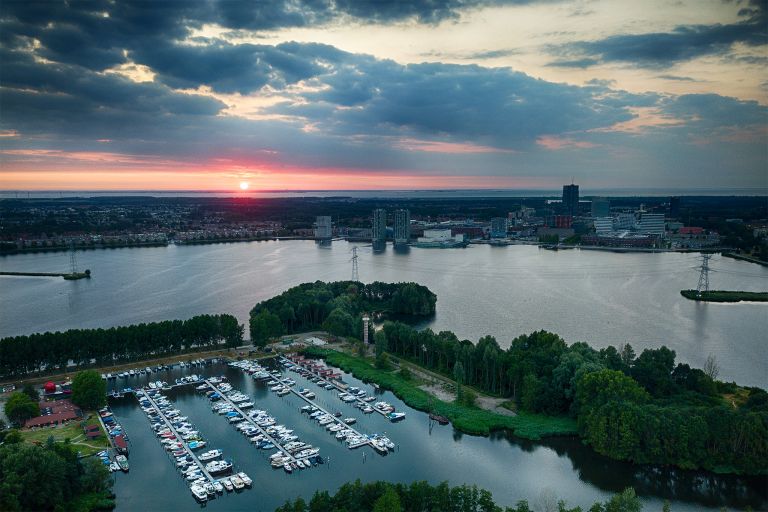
[637,213,665,237]
[594,217,614,234]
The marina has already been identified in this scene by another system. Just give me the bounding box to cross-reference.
[282,355,404,421]
[203,378,320,467]
[99,358,767,511]
[232,359,396,454]
[137,385,252,502]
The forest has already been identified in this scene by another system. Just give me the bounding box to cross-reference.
[378,323,768,474]
[0,314,243,378]
[249,281,436,346]
[0,436,113,511]
[273,479,642,512]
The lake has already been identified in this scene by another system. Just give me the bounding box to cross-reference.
[2,241,767,510]
[1,241,766,387]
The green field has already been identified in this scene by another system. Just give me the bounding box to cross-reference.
[680,289,768,302]
[304,347,577,440]
[20,413,110,457]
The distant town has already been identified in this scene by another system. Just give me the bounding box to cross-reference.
[1,187,766,262]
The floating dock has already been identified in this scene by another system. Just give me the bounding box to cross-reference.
[141,390,215,483]
[204,379,305,463]
[281,355,390,418]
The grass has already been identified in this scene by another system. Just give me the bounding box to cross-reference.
[20,412,110,457]
[304,347,577,440]
[680,290,768,302]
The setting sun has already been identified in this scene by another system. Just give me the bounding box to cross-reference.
[239,181,249,190]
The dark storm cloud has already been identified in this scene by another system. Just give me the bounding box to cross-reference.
[549,0,767,68]
[130,41,348,94]
[268,57,642,148]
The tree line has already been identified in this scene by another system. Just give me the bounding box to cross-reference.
[379,322,768,474]
[0,314,243,379]
[274,479,643,512]
[249,281,436,346]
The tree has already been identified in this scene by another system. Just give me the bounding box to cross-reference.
[372,487,402,512]
[251,310,282,347]
[71,370,106,410]
[704,353,720,380]
[322,308,354,338]
[375,352,392,370]
[453,361,465,403]
[20,384,38,402]
[4,392,39,426]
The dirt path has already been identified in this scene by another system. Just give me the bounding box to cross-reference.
[393,357,517,416]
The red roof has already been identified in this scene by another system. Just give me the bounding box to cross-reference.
[679,227,704,235]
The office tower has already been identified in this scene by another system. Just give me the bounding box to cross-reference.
[490,217,508,238]
[314,216,332,240]
[562,183,579,216]
[394,209,410,246]
[372,208,387,245]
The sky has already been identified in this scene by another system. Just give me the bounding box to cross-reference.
[0,0,766,192]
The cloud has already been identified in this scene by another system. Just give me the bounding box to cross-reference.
[548,0,767,68]
[656,75,698,82]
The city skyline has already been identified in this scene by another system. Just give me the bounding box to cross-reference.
[1,0,766,191]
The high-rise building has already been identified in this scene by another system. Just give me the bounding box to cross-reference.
[562,183,579,216]
[314,216,332,240]
[591,197,610,217]
[670,196,681,218]
[490,217,507,238]
[393,209,410,246]
[372,209,387,242]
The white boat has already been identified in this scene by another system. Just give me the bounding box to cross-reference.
[190,485,208,502]
[221,478,234,492]
[199,449,222,461]
[212,481,224,494]
[236,472,252,486]
[231,475,245,489]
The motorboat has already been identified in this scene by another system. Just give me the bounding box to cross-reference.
[199,449,222,462]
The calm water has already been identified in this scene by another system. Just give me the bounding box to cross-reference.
[1,242,766,387]
[107,362,766,512]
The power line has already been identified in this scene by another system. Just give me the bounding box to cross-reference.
[351,246,359,281]
[696,254,712,297]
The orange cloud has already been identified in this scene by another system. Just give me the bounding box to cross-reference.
[536,135,598,150]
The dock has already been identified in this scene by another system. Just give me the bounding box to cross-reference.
[230,363,376,452]
[284,385,373,450]
[204,379,302,463]
[141,389,215,483]
[281,356,390,418]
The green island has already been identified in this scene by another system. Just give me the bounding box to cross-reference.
[274,479,643,512]
[680,289,768,302]
[250,281,768,475]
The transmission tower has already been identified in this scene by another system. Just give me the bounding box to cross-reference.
[696,253,712,297]
[69,240,78,274]
[351,246,359,281]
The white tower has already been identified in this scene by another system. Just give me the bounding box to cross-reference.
[362,314,370,344]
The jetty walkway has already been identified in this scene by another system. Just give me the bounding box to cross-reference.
[142,390,215,483]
